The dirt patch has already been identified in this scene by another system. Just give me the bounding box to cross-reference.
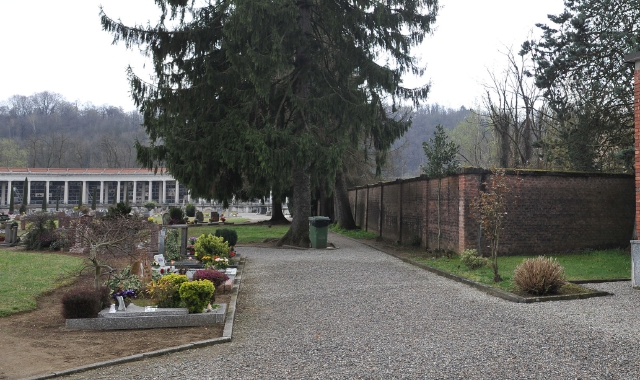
[0,248,230,380]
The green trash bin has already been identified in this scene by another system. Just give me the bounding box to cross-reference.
[309,216,331,249]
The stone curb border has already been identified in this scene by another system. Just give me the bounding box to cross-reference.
[336,232,613,303]
[23,258,245,380]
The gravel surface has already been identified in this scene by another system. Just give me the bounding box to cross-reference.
[60,233,640,379]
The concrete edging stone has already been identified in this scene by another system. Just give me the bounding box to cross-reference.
[337,232,613,303]
[24,257,245,380]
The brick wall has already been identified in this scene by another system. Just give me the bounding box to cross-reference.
[349,169,634,255]
[635,69,640,237]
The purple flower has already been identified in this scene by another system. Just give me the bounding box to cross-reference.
[112,289,137,300]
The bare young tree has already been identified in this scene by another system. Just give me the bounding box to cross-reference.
[483,48,548,169]
[72,215,152,289]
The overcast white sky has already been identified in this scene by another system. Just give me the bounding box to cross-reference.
[0,0,566,112]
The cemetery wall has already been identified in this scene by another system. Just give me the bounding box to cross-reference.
[349,168,634,255]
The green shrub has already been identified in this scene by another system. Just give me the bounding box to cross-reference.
[215,228,238,247]
[195,210,204,222]
[49,228,70,251]
[169,207,185,224]
[179,279,215,313]
[460,249,487,270]
[194,234,230,259]
[513,256,566,295]
[106,202,132,218]
[185,203,196,217]
[104,266,144,296]
[147,273,188,308]
[144,201,157,211]
[61,287,104,319]
[22,213,59,250]
[164,229,181,261]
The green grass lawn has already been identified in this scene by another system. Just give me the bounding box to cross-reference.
[329,225,378,239]
[181,224,289,244]
[0,251,84,317]
[413,249,631,292]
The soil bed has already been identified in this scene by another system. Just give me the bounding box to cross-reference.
[0,247,230,380]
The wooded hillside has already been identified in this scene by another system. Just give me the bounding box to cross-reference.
[0,91,146,168]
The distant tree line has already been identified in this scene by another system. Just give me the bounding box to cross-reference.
[0,91,146,168]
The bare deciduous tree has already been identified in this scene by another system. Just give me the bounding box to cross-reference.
[483,48,548,169]
[72,215,152,289]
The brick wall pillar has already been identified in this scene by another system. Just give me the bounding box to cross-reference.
[624,51,640,287]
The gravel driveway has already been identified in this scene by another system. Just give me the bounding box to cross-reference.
[60,233,640,379]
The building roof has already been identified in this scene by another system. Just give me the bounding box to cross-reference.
[0,168,167,175]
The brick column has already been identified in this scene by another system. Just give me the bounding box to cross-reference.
[624,51,640,287]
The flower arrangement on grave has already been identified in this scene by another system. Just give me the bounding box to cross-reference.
[112,289,136,301]
[194,233,230,263]
[112,289,136,307]
[212,256,229,270]
[104,266,143,297]
[186,235,199,255]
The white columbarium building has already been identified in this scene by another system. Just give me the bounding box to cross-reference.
[0,167,192,210]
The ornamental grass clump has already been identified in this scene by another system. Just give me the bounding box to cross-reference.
[513,256,567,296]
[460,249,487,270]
[179,279,215,313]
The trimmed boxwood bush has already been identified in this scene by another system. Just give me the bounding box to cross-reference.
[194,234,230,259]
[185,203,196,217]
[147,273,188,308]
[61,287,107,319]
[215,228,238,247]
[513,256,566,295]
[179,279,215,313]
[168,207,185,224]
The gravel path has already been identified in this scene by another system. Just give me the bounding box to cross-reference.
[61,233,640,379]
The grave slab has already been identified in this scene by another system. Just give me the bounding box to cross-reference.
[66,303,226,330]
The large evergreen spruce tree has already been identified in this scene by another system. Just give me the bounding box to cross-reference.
[101,0,439,246]
[522,0,638,171]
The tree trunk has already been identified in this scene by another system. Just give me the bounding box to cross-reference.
[269,197,289,225]
[277,0,312,248]
[93,259,102,289]
[334,169,357,230]
[316,189,334,220]
[277,163,311,247]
